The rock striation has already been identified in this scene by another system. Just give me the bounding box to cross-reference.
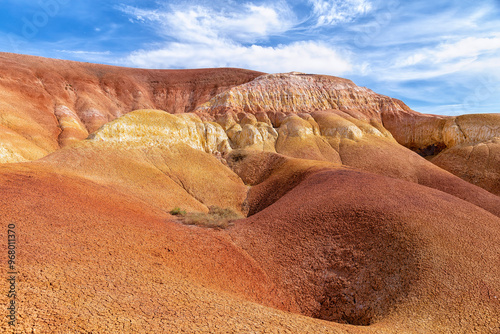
[0,52,262,162]
[195,72,500,195]
[431,137,500,195]
[196,72,411,120]
[88,109,231,154]
[1,54,500,333]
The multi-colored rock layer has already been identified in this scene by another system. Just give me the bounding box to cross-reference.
[0,52,262,162]
[196,72,500,195]
[1,53,499,333]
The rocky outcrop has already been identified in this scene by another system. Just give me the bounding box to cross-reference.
[383,112,500,155]
[196,72,412,122]
[88,109,232,154]
[54,105,89,146]
[189,71,403,159]
[196,71,499,153]
[382,112,500,195]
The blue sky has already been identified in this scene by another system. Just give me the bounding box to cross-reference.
[0,0,499,115]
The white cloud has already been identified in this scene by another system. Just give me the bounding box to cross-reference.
[119,3,295,44]
[125,40,352,74]
[398,35,500,67]
[118,2,352,75]
[309,0,372,26]
[433,36,500,63]
[387,35,500,80]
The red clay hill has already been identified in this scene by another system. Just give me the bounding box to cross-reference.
[0,53,499,333]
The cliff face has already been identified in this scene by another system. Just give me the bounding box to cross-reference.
[197,72,413,122]
[197,72,500,155]
[431,137,500,195]
[382,112,500,155]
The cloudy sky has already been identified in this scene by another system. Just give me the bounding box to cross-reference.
[0,0,499,115]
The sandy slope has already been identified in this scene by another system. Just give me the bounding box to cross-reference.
[1,153,499,333]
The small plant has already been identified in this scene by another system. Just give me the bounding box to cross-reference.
[169,207,186,216]
[231,152,246,162]
[177,206,243,229]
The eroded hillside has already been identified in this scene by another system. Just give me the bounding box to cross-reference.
[0,52,262,162]
[1,54,499,333]
[1,55,499,196]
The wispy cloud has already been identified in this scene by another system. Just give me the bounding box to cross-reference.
[126,40,352,74]
[119,3,296,44]
[308,0,373,26]
[118,2,352,74]
[398,35,500,67]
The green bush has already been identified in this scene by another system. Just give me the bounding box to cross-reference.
[169,207,186,216]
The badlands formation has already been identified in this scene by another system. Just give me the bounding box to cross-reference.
[0,52,499,333]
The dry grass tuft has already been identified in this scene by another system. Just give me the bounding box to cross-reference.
[174,206,243,229]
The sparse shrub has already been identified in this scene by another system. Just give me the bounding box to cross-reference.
[231,152,246,162]
[179,206,243,229]
[169,207,186,216]
[207,205,242,220]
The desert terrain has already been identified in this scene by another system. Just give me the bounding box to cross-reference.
[0,52,499,333]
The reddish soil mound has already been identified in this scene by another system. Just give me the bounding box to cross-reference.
[0,164,302,333]
[227,147,500,219]
[36,143,249,214]
[334,134,500,218]
[230,164,500,332]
